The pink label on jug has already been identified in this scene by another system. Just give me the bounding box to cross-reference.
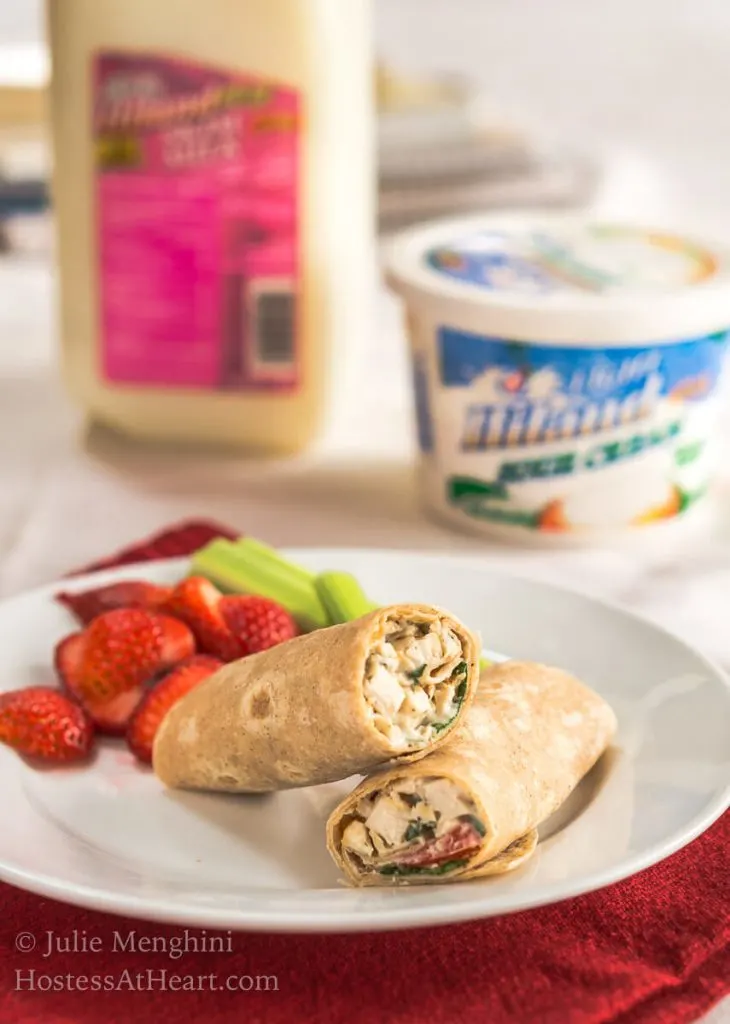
[94,52,300,390]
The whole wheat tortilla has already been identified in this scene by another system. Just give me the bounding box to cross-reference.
[326,661,617,885]
[152,604,480,792]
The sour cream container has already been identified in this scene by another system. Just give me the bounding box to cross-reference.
[385,214,730,545]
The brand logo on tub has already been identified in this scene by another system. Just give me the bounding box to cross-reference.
[436,327,727,452]
[460,363,664,451]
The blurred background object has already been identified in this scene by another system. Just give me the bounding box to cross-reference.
[377,63,598,230]
[0,39,596,246]
[4,0,728,234]
[0,41,46,124]
[44,0,375,453]
[7,0,729,250]
[377,0,730,238]
[0,33,49,254]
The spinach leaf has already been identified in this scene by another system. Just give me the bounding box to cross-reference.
[407,665,426,682]
[459,813,487,837]
[404,820,435,843]
[378,859,469,877]
[431,661,469,731]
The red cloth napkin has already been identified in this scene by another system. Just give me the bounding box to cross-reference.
[1,521,728,1024]
[64,519,241,575]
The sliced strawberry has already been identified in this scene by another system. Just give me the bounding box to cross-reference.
[219,595,297,656]
[56,581,173,626]
[0,686,94,763]
[78,608,195,705]
[155,614,197,664]
[88,687,146,736]
[164,577,242,662]
[54,630,144,735]
[126,655,224,763]
[54,632,86,701]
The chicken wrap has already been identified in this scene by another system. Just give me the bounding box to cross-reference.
[326,661,617,885]
[153,603,480,792]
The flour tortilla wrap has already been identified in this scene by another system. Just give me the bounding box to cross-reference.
[153,604,480,792]
[327,661,617,885]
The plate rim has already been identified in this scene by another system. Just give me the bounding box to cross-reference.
[0,550,728,933]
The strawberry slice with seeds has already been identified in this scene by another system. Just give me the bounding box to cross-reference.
[164,577,242,662]
[54,632,86,699]
[127,655,224,764]
[220,595,297,656]
[0,686,94,763]
[87,687,146,736]
[77,608,195,706]
[54,630,145,735]
[56,581,173,626]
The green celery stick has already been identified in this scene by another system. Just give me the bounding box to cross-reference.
[191,538,329,630]
[233,536,316,585]
[315,571,374,625]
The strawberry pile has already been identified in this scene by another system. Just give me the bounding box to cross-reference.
[0,576,298,767]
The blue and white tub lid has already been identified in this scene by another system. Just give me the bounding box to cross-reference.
[384,214,730,345]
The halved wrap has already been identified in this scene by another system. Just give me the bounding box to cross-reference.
[327,661,617,885]
[152,603,480,792]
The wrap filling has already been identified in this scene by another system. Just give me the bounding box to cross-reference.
[363,617,468,750]
[340,776,486,878]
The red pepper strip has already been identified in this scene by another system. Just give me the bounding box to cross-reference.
[390,821,482,868]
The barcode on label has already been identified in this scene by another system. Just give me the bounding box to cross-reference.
[249,282,297,379]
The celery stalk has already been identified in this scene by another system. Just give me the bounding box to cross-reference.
[233,537,316,585]
[191,539,329,630]
[315,571,374,625]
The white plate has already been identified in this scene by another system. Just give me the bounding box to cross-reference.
[0,550,728,933]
